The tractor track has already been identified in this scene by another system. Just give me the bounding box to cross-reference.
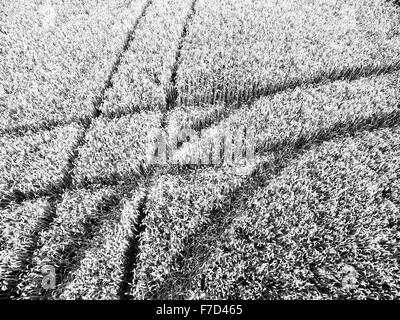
[0,0,155,298]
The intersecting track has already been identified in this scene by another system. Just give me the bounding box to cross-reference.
[4,59,400,211]
[4,52,400,300]
[1,0,154,298]
[117,0,199,299]
[4,0,201,300]
[165,0,198,113]
[2,0,400,299]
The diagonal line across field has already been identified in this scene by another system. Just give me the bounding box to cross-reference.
[23,0,202,300]
[3,61,400,210]
[131,66,400,298]
[2,0,400,300]
[154,120,400,298]
[92,0,154,118]
[0,0,155,298]
[163,126,400,299]
[0,1,154,206]
[167,60,400,135]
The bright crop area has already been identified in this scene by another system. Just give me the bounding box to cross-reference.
[0,0,151,133]
[1,0,400,300]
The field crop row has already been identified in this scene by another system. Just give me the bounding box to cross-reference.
[101,0,197,117]
[0,0,150,133]
[72,112,162,187]
[183,70,400,160]
[0,199,51,296]
[130,164,258,298]
[59,186,147,300]
[130,70,400,298]
[0,124,83,205]
[187,127,400,299]
[175,0,400,106]
[17,186,129,299]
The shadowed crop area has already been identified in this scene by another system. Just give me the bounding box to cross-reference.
[0,0,399,300]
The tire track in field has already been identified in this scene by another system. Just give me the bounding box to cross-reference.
[0,0,154,207]
[35,187,126,300]
[152,105,400,299]
[0,199,57,299]
[117,0,199,299]
[5,59,400,141]
[171,60,400,134]
[117,193,148,300]
[0,117,85,137]
[91,0,154,118]
[2,1,155,299]
[4,60,400,210]
[16,61,397,298]
[164,0,198,115]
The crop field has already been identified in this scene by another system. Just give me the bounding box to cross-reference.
[1,0,400,300]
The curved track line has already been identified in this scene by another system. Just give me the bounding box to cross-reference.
[152,107,400,299]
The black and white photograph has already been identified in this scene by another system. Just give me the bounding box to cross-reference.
[0,0,399,311]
